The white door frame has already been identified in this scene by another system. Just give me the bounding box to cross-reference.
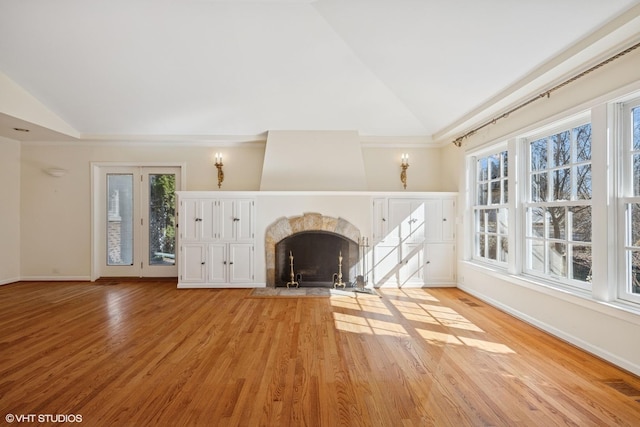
[90,162,186,281]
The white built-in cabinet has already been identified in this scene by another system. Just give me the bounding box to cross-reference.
[177,193,255,288]
[372,195,456,287]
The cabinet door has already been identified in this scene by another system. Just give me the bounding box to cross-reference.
[219,199,236,241]
[373,244,400,287]
[399,243,424,286]
[424,199,442,241]
[220,199,255,242]
[390,199,425,243]
[372,198,388,243]
[207,243,227,283]
[235,199,255,242]
[229,244,254,283]
[424,243,456,284]
[388,199,412,243]
[201,199,220,240]
[181,199,202,241]
[410,201,426,242]
[441,198,455,241]
[180,199,220,241]
[180,244,206,282]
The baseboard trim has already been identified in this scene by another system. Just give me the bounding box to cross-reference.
[0,277,21,286]
[19,276,92,282]
[177,282,264,289]
[458,284,640,377]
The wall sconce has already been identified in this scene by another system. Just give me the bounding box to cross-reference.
[214,152,224,189]
[44,168,68,178]
[400,153,409,189]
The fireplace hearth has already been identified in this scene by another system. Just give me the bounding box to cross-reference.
[276,231,357,288]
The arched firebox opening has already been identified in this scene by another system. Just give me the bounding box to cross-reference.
[275,231,358,288]
[264,213,361,287]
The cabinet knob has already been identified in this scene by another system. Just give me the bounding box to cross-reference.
[233,218,240,222]
[426,261,431,264]
[201,262,205,265]
[229,262,234,265]
[443,218,447,221]
[223,261,227,265]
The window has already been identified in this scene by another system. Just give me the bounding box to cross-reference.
[473,150,509,265]
[524,122,592,289]
[620,99,640,303]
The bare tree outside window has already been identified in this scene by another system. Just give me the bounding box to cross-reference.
[525,123,592,286]
[625,106,640,295]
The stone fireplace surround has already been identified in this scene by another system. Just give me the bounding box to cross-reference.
[265,212,361,287]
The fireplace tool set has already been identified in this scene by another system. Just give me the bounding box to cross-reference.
[353,237,375,294]
[285,238,375,292]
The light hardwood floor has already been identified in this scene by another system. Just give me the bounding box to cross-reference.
[1,280,640,426]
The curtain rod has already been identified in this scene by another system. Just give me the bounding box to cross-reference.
[452,40,640,147]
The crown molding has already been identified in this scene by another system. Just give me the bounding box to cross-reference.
[359,135,436,148]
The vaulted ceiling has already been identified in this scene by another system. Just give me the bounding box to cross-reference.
[1,0,639,144]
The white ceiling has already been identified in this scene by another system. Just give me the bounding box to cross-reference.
[0,0,639,144]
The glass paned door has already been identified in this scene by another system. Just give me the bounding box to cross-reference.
[100,166,181,278]
[107,174,134,266]
[142,169,178,276]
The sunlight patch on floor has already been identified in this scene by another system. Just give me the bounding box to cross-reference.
[458,336,515,354]
[415,328,515,354]
[400,311,441,326]
[331,289,514,355]
[332,312,409,337]
[416,328,462,346]
[330,295,393,316]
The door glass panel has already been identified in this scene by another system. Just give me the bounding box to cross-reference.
[148,174,176,266]
[107,174,134,266]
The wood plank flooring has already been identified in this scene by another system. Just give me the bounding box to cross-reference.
[1,280,640,426]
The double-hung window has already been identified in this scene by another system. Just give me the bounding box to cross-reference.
[473,150,509,265]
[524,121,593,289]
[619,98,640,304]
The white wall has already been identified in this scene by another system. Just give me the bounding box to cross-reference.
[19,142,266,279]
[447,47,640,375]
[19,140,446,279]
[0,137,21,284]
[362,146,442,191]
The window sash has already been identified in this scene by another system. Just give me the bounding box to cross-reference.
[472,149,509,265]
[524,121,592,290]
[619,99,640,304]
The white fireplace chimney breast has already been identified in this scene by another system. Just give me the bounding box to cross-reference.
[260,130,367,191]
